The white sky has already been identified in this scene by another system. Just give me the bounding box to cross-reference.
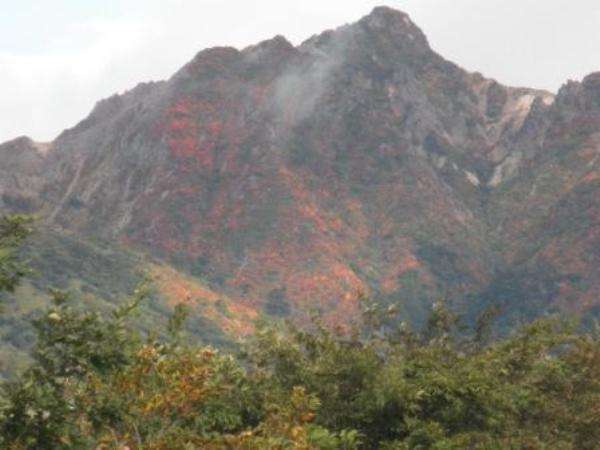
[1,0,599,143]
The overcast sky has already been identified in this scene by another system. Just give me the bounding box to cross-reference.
[1,0,599,143]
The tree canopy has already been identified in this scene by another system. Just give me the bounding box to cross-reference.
[0,215,32,293]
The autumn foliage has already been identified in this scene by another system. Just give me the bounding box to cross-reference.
[0,290,598,448]
[0,218,598,449]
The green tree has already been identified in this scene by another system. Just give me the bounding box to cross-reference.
[0,215,32,293]
[244,303,600,449]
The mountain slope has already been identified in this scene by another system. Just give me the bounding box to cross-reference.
[0,227,255,379]
[0,6,598,334]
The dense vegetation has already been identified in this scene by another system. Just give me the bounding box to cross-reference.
[0,228,232,381]
[0,215,32,293]
[0,217,598,449]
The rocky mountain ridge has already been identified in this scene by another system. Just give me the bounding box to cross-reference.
[1,6,598,332]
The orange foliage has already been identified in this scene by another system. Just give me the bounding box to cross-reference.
[150,264,258,336]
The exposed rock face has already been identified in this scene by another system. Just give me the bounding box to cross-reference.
[1,7,598,328]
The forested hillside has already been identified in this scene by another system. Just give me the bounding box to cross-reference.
[0,7,597,338]
[0,217,598,449]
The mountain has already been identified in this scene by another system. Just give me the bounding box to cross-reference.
[0,6,598,347]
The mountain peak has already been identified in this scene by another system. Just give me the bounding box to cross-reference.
[0,5,598,336]
[247,35,294,52]
[242,35,296,67]
[1,135,33,148]
[359,6,429,49]
[582,71,600,93]
[368,5,411,19]
[556,71,600,111]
